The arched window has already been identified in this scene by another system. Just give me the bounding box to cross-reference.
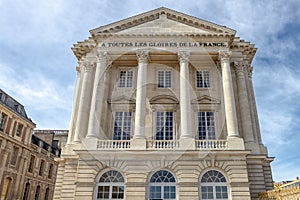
[200,170,228,200]
[148,170,176,200]
[34,185,40,200]
[22,182,30,200]
[1,177,11,200]
[96,170,125,200]
[44,187,49,200]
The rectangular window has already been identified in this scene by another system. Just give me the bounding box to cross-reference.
[216,186,228,199]
[196,70,210,88]
[10,146,19,165]
[113,112,132,140]
[16,123,23,137]
[201,186,214,199]
[28,155,35,173]
[155,112,173,140]
[198,112,215,140]
[0,113,8,132]
[48,163,53,178]
[158,70,171,88]
[39,160,45,176]
[119,70,133,88]
[97,186,110,199]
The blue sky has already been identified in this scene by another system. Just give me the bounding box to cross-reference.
[0,0,299,182]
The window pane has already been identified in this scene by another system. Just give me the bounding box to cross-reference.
[198,112,215,140]
[197,71,210,88]
[113,112,131,140]
[150,186,161,199]
[155,112,173,141]
[158,70,171,88]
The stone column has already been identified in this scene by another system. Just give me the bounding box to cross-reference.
[67,66,82,144]
[86,52,111,139]
[234,61,255,143]
[219,51,239,138]
[133,50,149,139]
[178,51,193,139]
[132,50,148,149]
[73,62,95,143]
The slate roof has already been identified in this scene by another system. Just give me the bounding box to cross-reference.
[0,89,35,125]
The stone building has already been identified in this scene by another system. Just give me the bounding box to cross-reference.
[54,7,274,200]
[34,129,69,150]
[0,89,59,200]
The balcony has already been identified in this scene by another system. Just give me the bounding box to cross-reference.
[96,139,227,150]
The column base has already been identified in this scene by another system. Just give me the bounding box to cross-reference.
[131,138,146,150]
[227,137,245,150]
[82,137,98,150]
[179,138,195,150]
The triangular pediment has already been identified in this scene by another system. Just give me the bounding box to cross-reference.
[109,96,135,104]
[150,95,179,104]
[90,7,236,36]
[192,95,220,104]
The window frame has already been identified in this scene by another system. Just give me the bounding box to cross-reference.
[95,170,125,200]
[118,69,134,88]
[157,70,172,88]
[16,123,23,137]
[28,155,35,173]
[197,111,216,140]
[39,160,45,176]
[113,112,132,140]
[10,146,19,166]
[0,112,8,132]
[155,111,174,141]
[148,170,177,200]
[196,70,210,89]
[199,170,229,200]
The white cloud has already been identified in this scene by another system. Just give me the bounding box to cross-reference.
[0,63,73,128]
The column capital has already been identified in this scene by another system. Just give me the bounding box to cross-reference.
[178,51,190,63]
[80,62,96,72]
[233,61,245,75]
[218,51,231,62]
[136,50,149,63]
[97,51,111,66]
[247,66,254,78]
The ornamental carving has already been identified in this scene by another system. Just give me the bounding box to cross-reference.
[218,51,231,62]
[80,62,96,72]
[136,50,149,63]
[178,51,190,63]
[233,61,245,76]
[97,51,111,66]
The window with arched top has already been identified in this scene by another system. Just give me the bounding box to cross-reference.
[1,177,11,200]
[200,170,228,200]
[148,170,176,200]
[96,170,125,200]
[22,182,30,200]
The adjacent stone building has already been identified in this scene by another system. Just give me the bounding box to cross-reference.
[54,7,274,200]
[0,89,59,200]
[34,129,69,150]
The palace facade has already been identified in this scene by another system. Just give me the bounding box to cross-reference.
[54,7,273,200]
[0,89,59,200]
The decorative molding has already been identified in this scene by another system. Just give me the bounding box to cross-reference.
[232,61,245,76]
[218,51,231,62]
[80,62,96,72]
[191,95,221,105]
[136,50,149,63]
[97,51,111,66]
[178,51,190,63]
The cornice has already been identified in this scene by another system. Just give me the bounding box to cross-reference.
[90,7,236,36]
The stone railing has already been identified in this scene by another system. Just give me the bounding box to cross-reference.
[259,186,300,200]
[147,140,179,149]
[97,140,130,149]
[196,140,227,150]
